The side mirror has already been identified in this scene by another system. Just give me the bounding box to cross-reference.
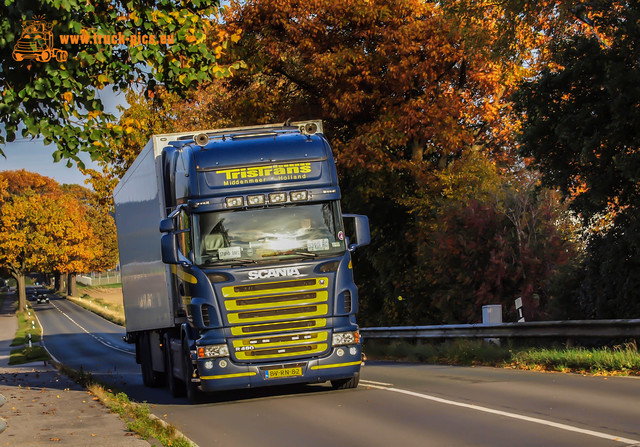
[343,214,370,251]
[161,233,180,264]
[159,218,175,233]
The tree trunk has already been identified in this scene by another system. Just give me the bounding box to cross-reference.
[67,273,76,297]
[56,272,66,294]
[16,273,26,312]
[411,139,424,163]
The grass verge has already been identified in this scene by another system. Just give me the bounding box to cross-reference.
[364,339,640,376]
[9,304,50,365]
[66,293,125,326]
[60,365,194,447]
[511,342,640,375]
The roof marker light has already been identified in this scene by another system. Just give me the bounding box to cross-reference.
[225,196,244,208]
[290,191,308,202]
[247,194,265,205]
[269,192,287,204]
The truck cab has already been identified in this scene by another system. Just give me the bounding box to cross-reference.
[115,121,369,402]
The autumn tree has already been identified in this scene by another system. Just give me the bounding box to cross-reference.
[0,1,242,166]
[216,0,569,324]
[61,184,118,294]
[0,171,67,310]
[0,171,112,307]
[84,0,578,324]
[515,1,640,318]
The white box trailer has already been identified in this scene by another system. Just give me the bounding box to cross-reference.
[113,137,176,332]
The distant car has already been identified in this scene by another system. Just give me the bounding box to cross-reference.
[36,293,50,304]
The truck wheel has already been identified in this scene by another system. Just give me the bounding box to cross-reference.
[165,334,185,398]
[182,338,204,404]
[140,332,164,387]
[331,372,360,390]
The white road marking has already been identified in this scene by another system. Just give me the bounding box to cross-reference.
[49,301,135,356]
[365,384,640,445]
[360,379,394,387]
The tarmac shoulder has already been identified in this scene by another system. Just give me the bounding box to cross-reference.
[0,362,150,446]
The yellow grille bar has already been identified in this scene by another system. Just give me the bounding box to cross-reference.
[225,291,328,311]
[228,304,328,324]
[231,318,327,336]
[236,343,328,360]
[222,277,329,298]
[233,332,328,349]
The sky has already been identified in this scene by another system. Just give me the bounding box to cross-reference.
[0,87,128,187]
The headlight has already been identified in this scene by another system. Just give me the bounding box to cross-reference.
[332,331,359,346]
[198,344,229,358]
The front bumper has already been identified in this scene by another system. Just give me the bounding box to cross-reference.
[195,344,362,392]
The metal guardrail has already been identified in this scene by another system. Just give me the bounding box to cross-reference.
[360,319,640,339]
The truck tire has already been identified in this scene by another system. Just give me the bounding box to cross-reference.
[165,334,185,398]
[182,338,204,404]
[140,332,164,387]
[331,372,360,390]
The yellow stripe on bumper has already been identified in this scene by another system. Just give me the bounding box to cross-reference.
[310,360,362,370]
[200,372,257,380]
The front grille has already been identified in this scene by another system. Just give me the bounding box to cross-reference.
[235,319,324,335]
[246,345,317,357]
[221,276,331,362]
[235,292,316,307]
[233,279,317,294]
[233,331,330,360]
[236,305,319,321]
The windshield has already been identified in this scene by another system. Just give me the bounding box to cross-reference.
[193,202,346,266]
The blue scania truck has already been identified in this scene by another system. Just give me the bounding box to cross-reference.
[113,120,370,402]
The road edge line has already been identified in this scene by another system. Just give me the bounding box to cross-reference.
[366,384,640,445]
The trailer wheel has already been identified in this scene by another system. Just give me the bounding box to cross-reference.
[139,332,164,387]
[331,372,360,390]
[165,334,185,398]
[182,338,204,404]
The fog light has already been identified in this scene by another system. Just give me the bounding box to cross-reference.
[350,347,357,356]
[225,196,244,207]
[204,360,214,370]
[198,344,229,358]
[290,190,308,201]
[337,348,345,357]
[269,192,287,203]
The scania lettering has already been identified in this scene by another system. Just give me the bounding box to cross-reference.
[247,268,302,280]
[113,120,370,403]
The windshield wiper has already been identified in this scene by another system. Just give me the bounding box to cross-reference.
[260,250,318,259]
[290,251,318,258]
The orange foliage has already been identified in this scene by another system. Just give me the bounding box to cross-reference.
[0,171,117,309]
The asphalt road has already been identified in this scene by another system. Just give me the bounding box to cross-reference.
[34,295,640,447]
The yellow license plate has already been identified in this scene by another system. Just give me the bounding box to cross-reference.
[265,367,303,379]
